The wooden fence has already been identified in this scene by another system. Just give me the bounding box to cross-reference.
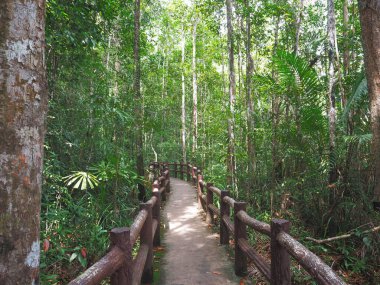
[162,161,347,285]
[68,167,170,285]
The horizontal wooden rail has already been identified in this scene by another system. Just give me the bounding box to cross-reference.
[157,161,347,285]
[69,166,171,285]
[236,210,271,236]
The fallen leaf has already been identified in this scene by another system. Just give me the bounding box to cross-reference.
[212,271,222,275]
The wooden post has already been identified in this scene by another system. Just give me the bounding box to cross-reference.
[220,190,230,245]
[152,183,161,247]
[197,171,203,209]
[187,163,191,181]
[140,203,153,284]
[174,162,178,178]
[192,167,197,185]
[271,219,291,285]
[160,178,166,202]
[234,202,247,276]
[110,228,133,285]
[180,161,184,180]
[206,182,214,224]
[165,165,170,192]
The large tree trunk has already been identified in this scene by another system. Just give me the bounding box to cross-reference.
[192,18,198,157]
[134,0,145,200]
[0,1,47,284]
[358,0,380,209]
[327,0,338,184]
[181,28,187,163]
[226,0,236,190]
[245,0,256,190]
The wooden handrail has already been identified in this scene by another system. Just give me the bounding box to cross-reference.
[69,166,171,285]
[159,161,347,285]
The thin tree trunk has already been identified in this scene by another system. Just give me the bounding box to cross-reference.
[226,0,236,190]
[134,0,145,200]
[343,0,350,76]
[192,18,198,156]
[181,28,187,163]
[272,15,281,184]
[245,0,256,190]
[0,1,48,284]
[294,0,304,56]
[358,0,380,209]
[327,0,338,184]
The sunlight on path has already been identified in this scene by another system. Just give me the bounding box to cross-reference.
[158,178,241,285]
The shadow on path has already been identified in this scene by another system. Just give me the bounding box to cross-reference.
[158,178,241,285]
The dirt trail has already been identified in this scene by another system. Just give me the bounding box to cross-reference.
[158,178,241,285]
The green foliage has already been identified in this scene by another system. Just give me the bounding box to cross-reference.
[63,171,99,190]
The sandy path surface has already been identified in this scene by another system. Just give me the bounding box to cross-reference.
[158,178,241,285]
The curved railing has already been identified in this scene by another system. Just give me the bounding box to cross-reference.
[68,168,170,285]
[161,161,346,285]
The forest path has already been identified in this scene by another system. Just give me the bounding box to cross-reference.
[158,178,242,285]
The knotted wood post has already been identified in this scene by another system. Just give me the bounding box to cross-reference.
[234,202,247,276]
[140,203,153,284]
[180,161,184,180]
[206,182,214,224]
[192,167,197,185]
[174,162,178,178]
[271,219,291,285]
[159,178,166,202]
[152,182,161,246]
[110,228,133,285]
[165,165,170,192]
[197,171,203,210]
[220,190,230,245]
[187,163,191,181]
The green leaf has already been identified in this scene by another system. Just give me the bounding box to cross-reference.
[69,252,78,262]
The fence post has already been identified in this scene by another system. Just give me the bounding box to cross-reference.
[158,176,166,202]
[180,161,184,180]
[140,203,153,284]
[271,219,291,285]
[187,163,191,181]
[110,228,133,285]
[234,202,247,276]
[197,171,203,210]
[220,190,230,245]
[165,165,170,193]
[206,183,214,224]
[152,182,161,247]
[192,167,197,185]
[174,162,178,178]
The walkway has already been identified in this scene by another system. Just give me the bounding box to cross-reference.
[158,178,241,285]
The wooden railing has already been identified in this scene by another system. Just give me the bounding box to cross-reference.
[68,167,170,285]
[161,161,347,285]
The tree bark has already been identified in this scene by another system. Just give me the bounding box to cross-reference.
[192,18,198,157]
[226,0,236,190]
[134,0,145,200]
[181,27,187,163]
[327,0,338,184]
[0,1,47,284]
[245,0,256,190]
[358,0,380,209]
[294,0,304,56]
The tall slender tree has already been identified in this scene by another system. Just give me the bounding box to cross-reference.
[181,26,187,163]
[358,0,380,210]
[226,0,236,190]
[245,0,256,189]
[327,0,338,184]
[192,16,198,156]
[134,0,145,200]
[0,0,48,283]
